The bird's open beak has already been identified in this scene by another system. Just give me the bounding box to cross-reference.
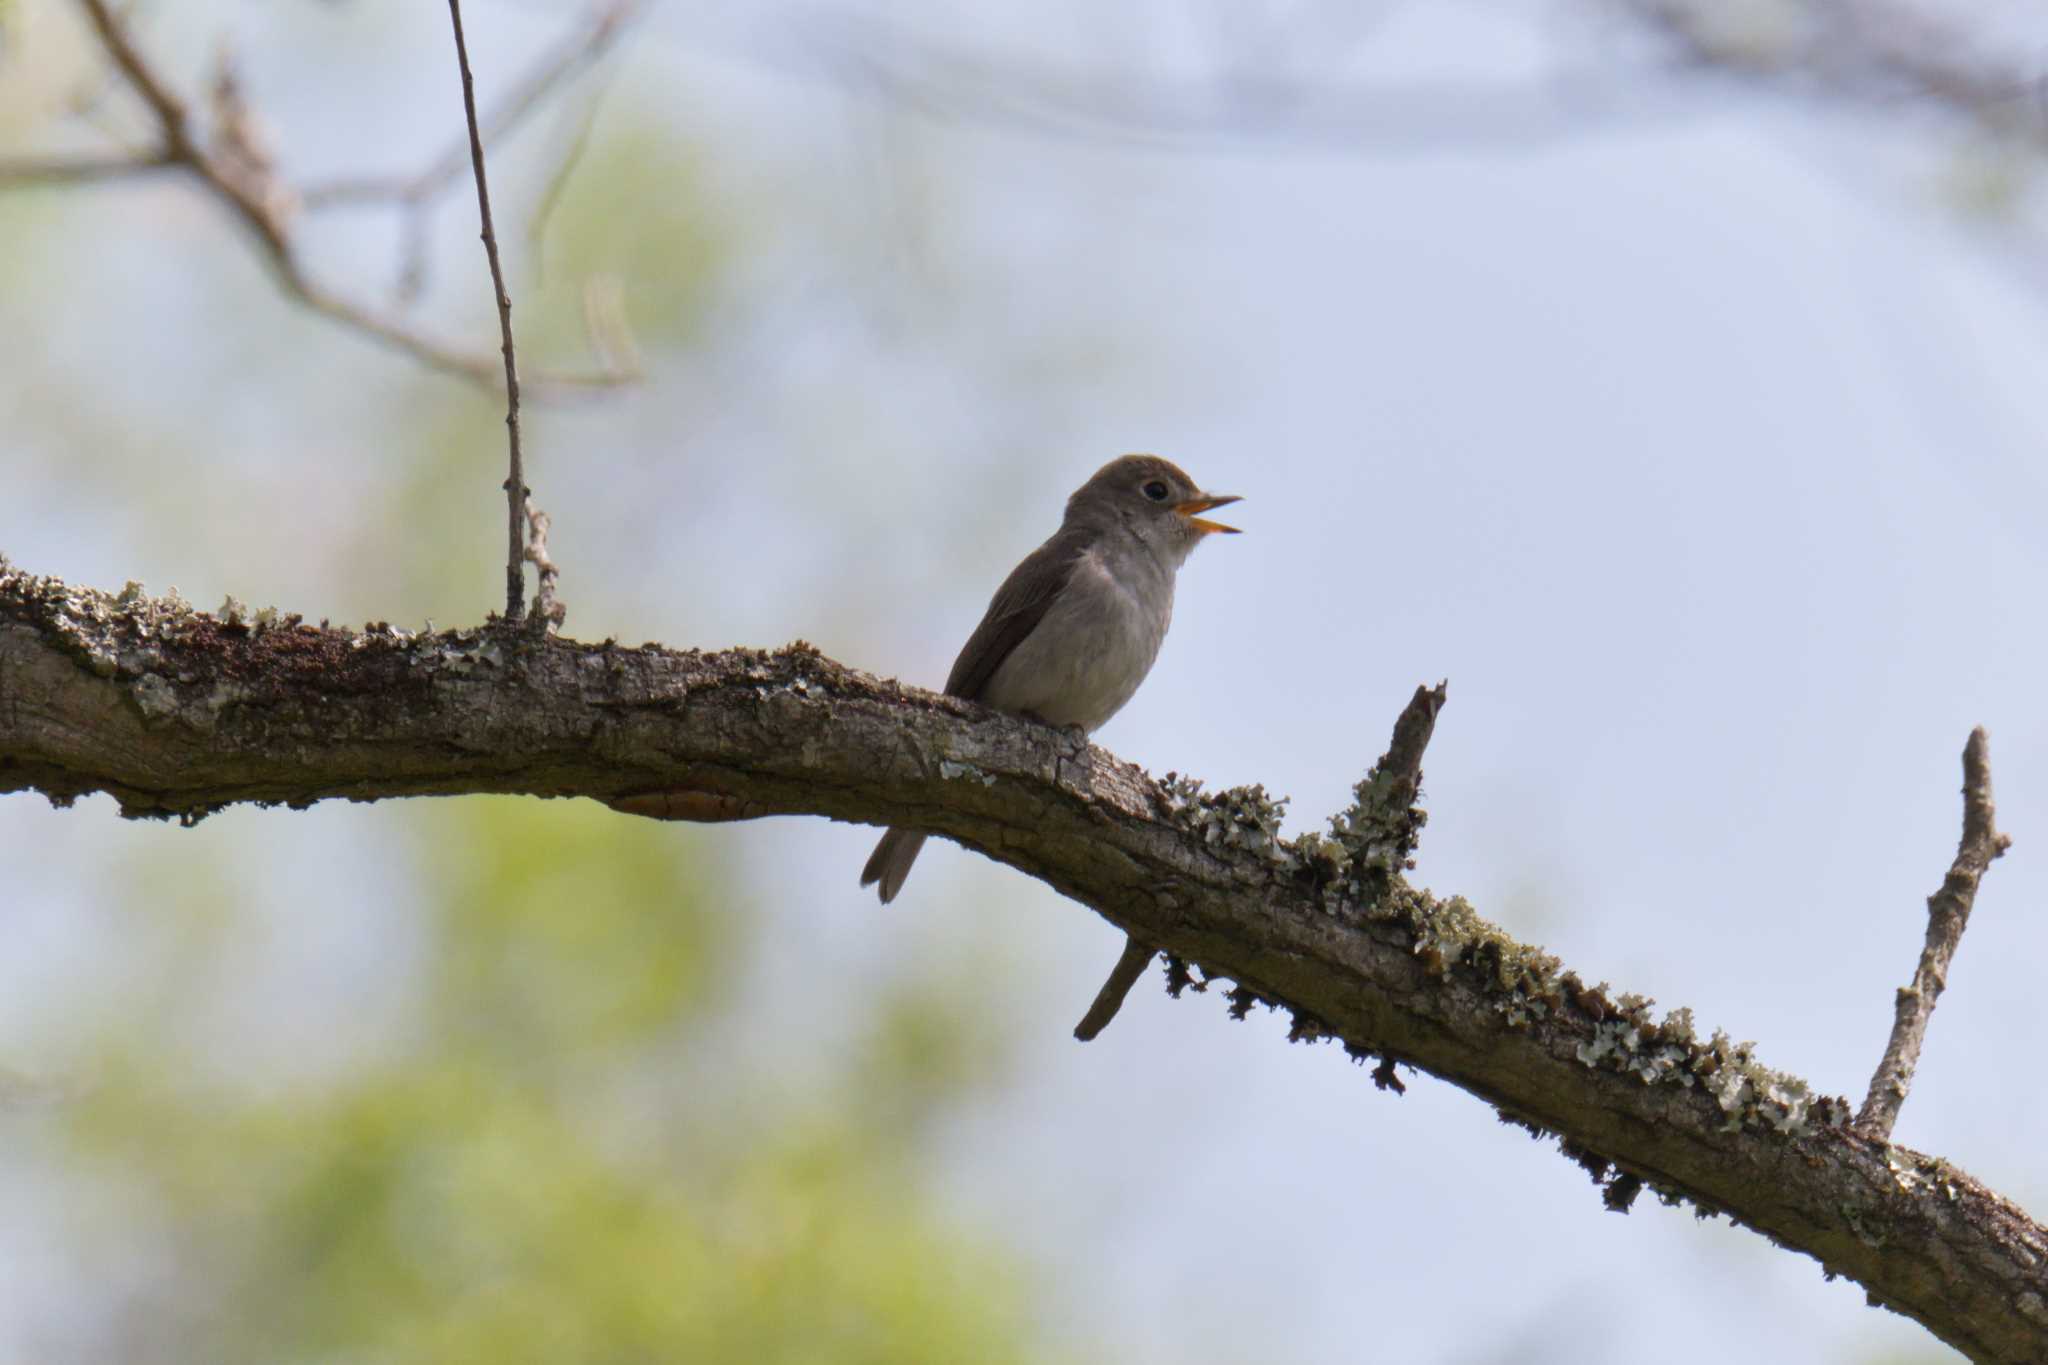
[1175,493,1242,535]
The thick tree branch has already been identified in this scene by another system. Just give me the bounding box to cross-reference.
[1856,727,2011,1140]
[2,564,2045,1363]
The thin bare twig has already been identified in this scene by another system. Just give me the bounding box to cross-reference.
[1855,727,2012,1141]
[7,0,633,395]
[446,0,528,623]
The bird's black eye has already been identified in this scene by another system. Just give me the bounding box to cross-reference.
[1142,480,1170,502]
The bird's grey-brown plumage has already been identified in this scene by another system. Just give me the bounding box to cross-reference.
[861,454,1238,903]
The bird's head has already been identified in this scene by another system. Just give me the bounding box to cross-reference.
[1066,453,1241,564]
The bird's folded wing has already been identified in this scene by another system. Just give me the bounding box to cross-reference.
[943,527,1087,702]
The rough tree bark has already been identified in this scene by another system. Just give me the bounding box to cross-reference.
[2,562,2043,1363]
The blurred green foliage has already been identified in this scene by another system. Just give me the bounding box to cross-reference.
[525,121,726,356]
[61,799,1043,1364]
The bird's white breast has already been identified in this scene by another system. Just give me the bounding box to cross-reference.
[980,543,1175,733]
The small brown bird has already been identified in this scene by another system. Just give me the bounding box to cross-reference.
[861,453,1240,902]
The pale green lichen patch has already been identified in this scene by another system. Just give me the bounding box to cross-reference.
[1145,767,1436,912]
[1327,762,1430,885]
[1354,871,1845,1139]
[130,673,180,722]
[5,567,205,678]
[1883,1149,1966,1201]
[431,633,507,676]
[1,564,529,707]
[1688,1031,1837,1136]
[714,641,919,719]
[1156,773,1291,860]
[1578,1018,1696,1088]
[937,760,997,786]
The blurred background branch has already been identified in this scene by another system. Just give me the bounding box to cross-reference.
[302,0,639,304]
[0,147,179,182]
[12,0,2048,386]
[0,0,642,393]
[765,0,2048,155]
[785,13,1710,154]
[762,0,2048,290]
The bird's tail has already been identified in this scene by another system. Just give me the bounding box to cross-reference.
[860,828,928,903]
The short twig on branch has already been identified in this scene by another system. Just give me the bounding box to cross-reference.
[1855,727,2012,1141]
[523,498,566,636]
[445,0,531,623]
[1374,681,1445,799]
[1072,934,1157,1041]
[1343,679,1446,900]
[1070,681,1448,1042]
